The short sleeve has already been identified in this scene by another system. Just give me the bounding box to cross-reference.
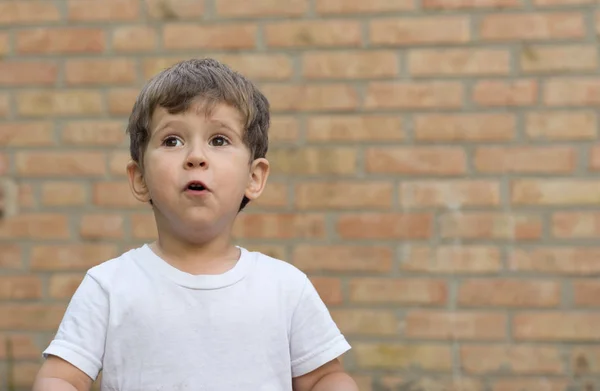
[43,273,108,381]
[289,277,351,378]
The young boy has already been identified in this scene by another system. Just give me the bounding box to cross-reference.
[32,58,358,391]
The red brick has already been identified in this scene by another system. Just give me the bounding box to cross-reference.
[310,277,343,305]
[0,334,40,359]
[409,49,510,76]
[41,182,87,206]
[30,244,118,271]
[0,61,58,86]
[440,212,542,240]
[107,88,138,115]
[0,214,69,239]
[338,213,433,239]
[521,45,597,73]
[248,182,287,209]
[459,279,560,307]
[208,54,294,81]
[424,0,519,8]
[365,81,463,109]
[475,146,575,174]
[331,310,398,336]
[16,151,106,177]
[295,181,393,209]
[492,379,568,391]
[145,0,204,19]
[571,347,600,375]
[233,214,326,239]
[113,26,157,53]
[414,113,515,142]
[262,84,359,112]
[132,213,158,239]
[0,244,22,269]
[480,13,585,40]
[80,214,125,240]
[292,245,394,273]
[573,281,600,307]
[349,278,447,305]
[0,304,65,330]
[16,91,103,117]
[0,276,42,300]
[68,0,139,21]
[163,24,256,50]
[473,80,538,106]
[380,377,482,391]
[317,0,414,13]
[526,111,596,140]
[17,28,105,54]
[514,313,600,341]
[461,345,563,374]
[93,181,144,208]
[552,212,600,238]
[18,184,35,210]
[544,78,600,106]
[400,180,500,208]
[62,121,125,146]
[508,248,600,275]
[265,20,361,48]
[592,145,600,171]
[0,33,8,56]
[0,122,55,146]
[216,0,308,16]
[303,51,398,79]
[65,59,136,85]
[536,0,596,4]
[0,94,8,118]
[406,311,507,340]
[511,180,600,205]
[49,274,84,300]
[109,150,130,177]
[0,1,61,24]
[268,147,357,175]
[0,153,8,175]
[354,344,452,370]
[366,147,466,175]
[401,246,502,274]
[12,362,40,388]
[307,115,404,142]
[370,16,470,45]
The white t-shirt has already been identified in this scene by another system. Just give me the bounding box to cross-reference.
[43,244,351,391]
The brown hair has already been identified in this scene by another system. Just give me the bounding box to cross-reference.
[126,58,270,211]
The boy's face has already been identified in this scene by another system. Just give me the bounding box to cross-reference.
[127,100,269,241]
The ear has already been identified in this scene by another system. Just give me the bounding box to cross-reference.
[245,158,270,201]
[127,160,151,203]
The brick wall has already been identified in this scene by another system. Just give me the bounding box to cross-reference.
[0,0,599,390]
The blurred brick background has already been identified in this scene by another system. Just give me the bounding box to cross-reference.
[1,0,600,390]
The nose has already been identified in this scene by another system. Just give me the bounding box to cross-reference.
[185,144,207,169]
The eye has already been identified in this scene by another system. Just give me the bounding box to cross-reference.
[209,135,230,147]
[163,136,183,147]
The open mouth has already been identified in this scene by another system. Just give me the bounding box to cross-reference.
[185,181,209,192]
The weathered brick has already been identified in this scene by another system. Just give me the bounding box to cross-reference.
[0,61,58,86]
[251,182,288,209]
[307,115,404,141]
[49,274,84,299]
[0,94,8,118]
[41,182,87,206]
[552,212,600,239]
[16,151,106,177]
[535,0,594,5]
[400,180,500,208]
[18,184,35,210]
[461,345,563,374]
[145,0,204,19]
[370,16,470,45]
[17,28,105,54]
[107,89,138,116]
[480,13,585,40]
[68,0,139,21]
[0,1,61,24]
[113,26,157,53]
[405,311,507,340]
[216,0,308,16]
[331,310,399,336]
[511,180,600,205]
[80,214,125,239]
[520,45,597,73]
[592,145,600,171]
[354,343,452,370]
[508,248,600,275]
[573,281,600,307]
[0,214,69,239]
[163,24,256,50]
[93,181,144,208]
[317,0,414,13]
[0,304,65,330]
[109,150,130,177]
[17,91,103,117]
[0,152,8,175]
[0,276,42,300]
[61,121,125,146]
[473,80,538,106]
[0,334,40,359]
[0,33,8,56]
[131,213,158,239]
[268,147,357,175]
[0,244,22,269]
[526,111,596,140]
[514,313,600,341]
[440,212,542,240]
[401,246,502,274]
[292,245,394,273]
[295,181,393,209]
[265,20,361,47]
[365,81,463,109]
[571,347,600,375]
[303,51,398,79]
[262,84,359,112]
[30,244,118,271]
[65,59,137,85]
[491,379,568,391]
[474,147,576,174]
[423,0,519,8]
[0,122,55,146]
[366,147,466,175]
[458,279,560,307]
[310,277,343,305]
[350,278,447,305]
[409,49,510,76]
[209,54,294,81]
[233,214,326,239]
[380,377,482,391]
[414,113,515,142]
[338,213,433,239]
[544,78,600,106]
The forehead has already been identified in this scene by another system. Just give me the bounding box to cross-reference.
[150,99,244,134]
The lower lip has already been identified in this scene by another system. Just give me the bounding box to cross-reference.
[184,189,209,196]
